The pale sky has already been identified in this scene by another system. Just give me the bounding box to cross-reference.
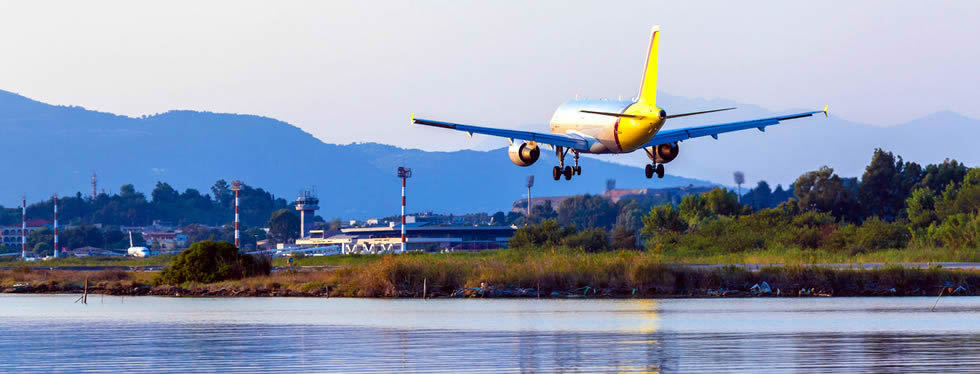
[2,1,978,153]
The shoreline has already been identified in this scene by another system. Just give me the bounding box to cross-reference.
[3,285,977,298]
[4,270,976,299]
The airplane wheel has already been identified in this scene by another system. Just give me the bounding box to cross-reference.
[656,164,665,179]
[575,166,582,175]
[553,166,561,181]
[645,164,654,179]
[563,166,573,180]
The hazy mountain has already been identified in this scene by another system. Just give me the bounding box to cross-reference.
[0,90,710,219]
[597,94,980,187]
[5,89,976,219]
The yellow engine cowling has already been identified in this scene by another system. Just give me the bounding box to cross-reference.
[645,142,679,164]
[508,141,540,167]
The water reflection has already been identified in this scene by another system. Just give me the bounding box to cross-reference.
[0,295,977,372]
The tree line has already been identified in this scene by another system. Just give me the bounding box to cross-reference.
[511,149,978,253]
[0,179,289,228]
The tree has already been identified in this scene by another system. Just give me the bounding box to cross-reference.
[210,179,232,208]
[610,225,639,250]
[793,166,859,221]
[905,188,937,231]
[641,204,688,235]
[747,181,772,211]
[771,184,794,206]
[490,211,507,225]
[562,228,610,252]
[27,227,54,253]
[678,193,711,223]
[917,159,968,192]
[509,219,576,248]
[528,200,558,224]
[557,194,617,229]
[857,149,922,220]
[934,168,980,220]
[268,209,300,243]
[156,240,270,284]
[33,242,52,257]
[614,199,646,233]
[703,188,741,216]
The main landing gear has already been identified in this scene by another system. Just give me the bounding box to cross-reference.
[552,146,582,181]
[643,147,665,179]
[644,163,665,179]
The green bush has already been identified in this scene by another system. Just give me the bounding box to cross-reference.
[509,219,576,248]
[854,217,910,250]
[610,226,639,250]
[156,240,270,284]
[562,228,610,253]
[925,213,980,249]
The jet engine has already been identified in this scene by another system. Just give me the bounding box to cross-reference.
[645,142,679,163]
[508,141,540,167]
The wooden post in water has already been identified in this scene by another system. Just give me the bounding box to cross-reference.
[83,278,88,304]
[931,287,945,312]
[423,278,427,300]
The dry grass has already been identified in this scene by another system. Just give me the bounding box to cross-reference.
[4,248,977,297]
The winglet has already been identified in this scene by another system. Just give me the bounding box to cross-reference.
[410,112,416,123]
[823,105,829,117]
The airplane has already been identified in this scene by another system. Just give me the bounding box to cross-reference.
[412,25,827,181]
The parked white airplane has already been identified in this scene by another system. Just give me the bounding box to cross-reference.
[413,26,827,181]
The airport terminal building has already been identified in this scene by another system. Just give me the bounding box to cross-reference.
[295,222,516,253]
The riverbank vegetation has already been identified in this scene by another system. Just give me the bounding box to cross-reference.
[2,249,977,298]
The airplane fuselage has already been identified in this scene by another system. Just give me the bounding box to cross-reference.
[548,99,665,154]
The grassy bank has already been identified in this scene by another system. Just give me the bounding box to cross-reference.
[278,246,978,267]
[3,248,977,298]
[0,255,173,268]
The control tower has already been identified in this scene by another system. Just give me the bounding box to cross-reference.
[295,189,320,239]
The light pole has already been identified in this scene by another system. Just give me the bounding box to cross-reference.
[53,193,58,258]
[734,171,745,204]
[397,166,412,253]
[526,176,534,226]
[21,196,26,259]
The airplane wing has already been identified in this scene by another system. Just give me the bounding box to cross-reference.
[642,106,828,147]
[412,115,589,150]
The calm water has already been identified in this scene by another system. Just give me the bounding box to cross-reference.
[0,295,978,373]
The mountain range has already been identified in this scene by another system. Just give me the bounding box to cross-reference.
[1,89,977,219]
[0,90,709,219]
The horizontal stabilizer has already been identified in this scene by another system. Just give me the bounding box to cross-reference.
[664,107,736,119]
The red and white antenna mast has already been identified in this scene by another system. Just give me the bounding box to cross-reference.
[53,193,59,258]
[21,196,26,259]
[231,181,242,248]
[397,167,412,253]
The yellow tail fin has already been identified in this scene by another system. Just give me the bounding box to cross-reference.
[638,26,660,105]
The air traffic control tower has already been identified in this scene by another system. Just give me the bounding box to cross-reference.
[295,189,319,239]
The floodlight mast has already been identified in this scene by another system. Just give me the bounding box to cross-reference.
[526,176,534,225]
[397,167,412,253]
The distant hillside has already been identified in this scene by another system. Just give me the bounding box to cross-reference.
[0,90,711,219]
